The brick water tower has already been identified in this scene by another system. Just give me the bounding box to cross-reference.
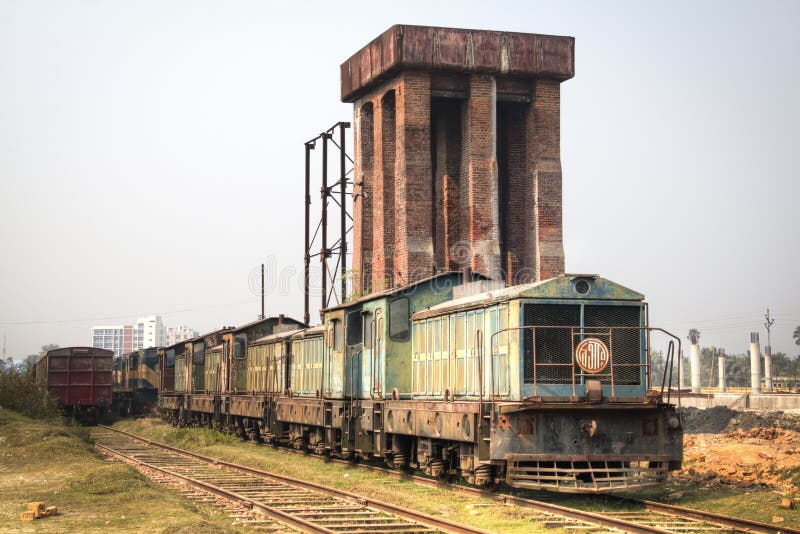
[341,25,574,295]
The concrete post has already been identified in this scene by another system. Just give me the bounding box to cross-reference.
[690,339,702,394]
[718,349,726,393]
[764,344,773,393]
[750,332,762,395]
[678,349,685,390]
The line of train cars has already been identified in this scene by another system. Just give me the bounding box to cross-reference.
[148,272,681,493]
[34,272,683,492]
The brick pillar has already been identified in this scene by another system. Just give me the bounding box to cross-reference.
[526,79,565,280]
[432,99,462,272]
[353,102,374,296]
[394,72,434,285]
[499,101,531,284]
[461,74,500,278]
[372,90,396,290]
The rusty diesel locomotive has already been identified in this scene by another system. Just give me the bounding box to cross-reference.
[112,347,162,416]
[158,272,682,492]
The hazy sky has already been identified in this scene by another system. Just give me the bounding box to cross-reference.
[1,1,798,359]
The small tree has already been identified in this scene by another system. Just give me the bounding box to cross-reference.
[794,325,800,346]
[687,328,701,344]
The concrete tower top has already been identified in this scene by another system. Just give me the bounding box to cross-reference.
[341,25,575,102]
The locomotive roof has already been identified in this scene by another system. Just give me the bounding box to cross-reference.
[412,274,644,320]
[184,326,236,345]
[292,324,325,339]
[251,327,306,344]
[324,271,488,311]
[226,315,306,335]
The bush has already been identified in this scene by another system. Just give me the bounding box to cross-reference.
[0,365,59,418]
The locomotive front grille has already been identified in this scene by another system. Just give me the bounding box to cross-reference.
[523,303,642,386]
[506,454,669,492]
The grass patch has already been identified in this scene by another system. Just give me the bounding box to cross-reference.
[0,407,247,533]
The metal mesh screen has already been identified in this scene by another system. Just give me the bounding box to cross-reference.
[523,304,580,384]
[584,305,642,385]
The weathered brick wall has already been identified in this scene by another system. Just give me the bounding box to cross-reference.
[461,74,500,279]
[527,79,565,280]
[344,26,572,294]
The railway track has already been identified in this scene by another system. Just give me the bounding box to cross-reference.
[94,424,799,533]
[253,436,800,534]
[92,425,486,533]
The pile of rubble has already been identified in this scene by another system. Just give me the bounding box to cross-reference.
[675,426,800,499]
[680,406,800,434]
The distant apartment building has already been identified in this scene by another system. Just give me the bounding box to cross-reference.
[134,315,165,349]
[92,325,134,358]
[92,315,168,357]
[166,325,199,346]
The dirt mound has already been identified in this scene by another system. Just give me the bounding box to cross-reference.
[681,407,800,434]
[675,428,800,495]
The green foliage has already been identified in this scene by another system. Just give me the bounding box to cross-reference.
[794,325,800,346]
[0,364,59,419]
[687,328,700,343]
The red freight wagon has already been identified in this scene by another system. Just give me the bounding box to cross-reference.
[35,346,113,423]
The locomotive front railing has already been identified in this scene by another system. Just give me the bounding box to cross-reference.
[489,326,681,406]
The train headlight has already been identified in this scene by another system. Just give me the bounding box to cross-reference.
[580,419,598,437]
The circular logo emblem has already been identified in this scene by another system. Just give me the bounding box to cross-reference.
[575,338,610,373]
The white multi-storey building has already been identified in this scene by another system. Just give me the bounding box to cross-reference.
[166,325,199,346]
[133,315,165,349]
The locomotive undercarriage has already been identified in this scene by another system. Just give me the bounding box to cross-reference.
[158,394,681,491]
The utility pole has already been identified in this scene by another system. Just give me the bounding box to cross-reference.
[259,263,265,320]
[764,308,774,392]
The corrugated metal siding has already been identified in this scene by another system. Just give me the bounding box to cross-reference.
[175,357,188,392]
[290,336,323,397]
[205,349,222,392]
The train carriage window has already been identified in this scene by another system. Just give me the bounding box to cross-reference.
[234,339,245,359]
[389,297,410,341]
[192,342,205,365]
[347,309,363,346]
[364,311,374,348]
[129,354,138,369]
[333,320,343,351]
[166,349,175,368]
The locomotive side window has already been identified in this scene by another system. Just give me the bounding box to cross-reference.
[333,319,343,351]
[389,297,410,341]
[166,349,175,368]
[364,311,374,348]
[233,339,245,359]
[129,354,138,369]
[193,342,205,365]
[346,309,362,346]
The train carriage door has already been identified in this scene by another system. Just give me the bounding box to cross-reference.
[453,313,466,396]
[373,308,383,397]
[345,308,363,398]
[465,310,484,396]
[412,320,424,395]
[362,310,374,399]
[440,315,450,396]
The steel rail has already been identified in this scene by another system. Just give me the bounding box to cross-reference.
[210,429,796,534]
[96,425,488,534]
[637,499,800,534]
[95,441,332,533]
